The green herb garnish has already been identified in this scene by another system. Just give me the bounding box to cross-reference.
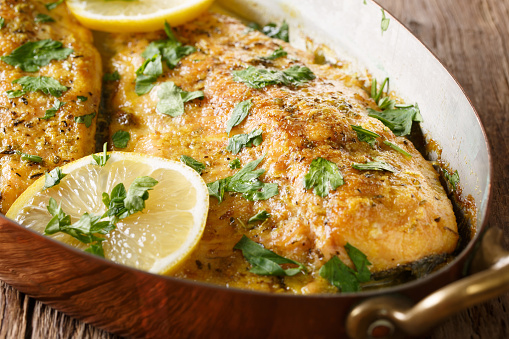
[0,17,5,29]
[135,54,162,95]
[248,210,270,224]
[370,77,394,110]
[0,39,73,72]
[303,157,344,197]
[41,99,65,120]
[352,160,396,173]
[443,168,460,191]
[6,76,68,98]
[156,81,204,117]
[232,65,315,89]
[351,125,380,147]
[15,150,42,163]
[207,156,279,203]
[180,155,206,174]
[319,243,371,292]
[227,129,263,154]
[35,14,55,23]
[260,46,287,60]
[103,71,120,82]
[234,235,306,276]
[45,0,63,11]
[383,140,412,157]
[112,130,130,149]
[77,95,88,102]
[381,9,390,35]
[229,159,241,169]
[257,21,290,42]
[92,142,110,167]
[74,111,96,128]
[43,167,66,190]
[225,99,253,135]
[367,105,422,137]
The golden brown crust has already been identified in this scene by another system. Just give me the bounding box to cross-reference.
[105,12,457,293]
[0,0,102,213]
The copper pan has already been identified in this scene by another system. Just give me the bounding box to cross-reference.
[0,0,500,338]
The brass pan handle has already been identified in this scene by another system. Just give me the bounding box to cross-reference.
[345,227,509,339]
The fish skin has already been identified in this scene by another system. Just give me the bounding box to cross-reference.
[0,0,102,214]
[105,13,458,293]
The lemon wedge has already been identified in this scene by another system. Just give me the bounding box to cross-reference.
[6,152,209,274]
[66,0,215,33]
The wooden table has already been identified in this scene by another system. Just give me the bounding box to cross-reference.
[1,0,508,338]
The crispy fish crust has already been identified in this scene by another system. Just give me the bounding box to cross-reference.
[105,13,458,293]
[0,0,101,213]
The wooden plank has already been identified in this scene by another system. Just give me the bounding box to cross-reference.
[1,0,508,337]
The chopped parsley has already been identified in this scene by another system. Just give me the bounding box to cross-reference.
[35,14,55,23]
[443,168,460,191]
[156,81,204,117]
[45,0,64,11]
[180,155,206,174]
[6,76,68,98]
[0,39,73,72]
[248,210,270,224]
[232,65,315,89]
[207,156,279,203]
[226,129,263,154]
[234,235,306,276]
[367,105,422,137]
[103,71,120,82]
[225,99,253,135]
[319,243,371,292]
[43,167,66,190]
[92,142,110,167]
[383,140,412,158]
[260,46,287,60]
[250,21,290,42]
[381,9,390,35]
[135,54,162,95]
[112,130,130,149]
[303,157,344,197]
[370,77,394,110]
[74,111,96,128]
[229,159,241,169]
[351,125,380,147]
[15,150,42,163]
[0,17,5,29]
[352,160,397,173]
[41,99,65,120]
[77,95,88,102]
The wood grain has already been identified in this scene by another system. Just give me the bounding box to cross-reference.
[1,0,509,338]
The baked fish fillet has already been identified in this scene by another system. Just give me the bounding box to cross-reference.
[105,13,458,293]
[0,0,101,214]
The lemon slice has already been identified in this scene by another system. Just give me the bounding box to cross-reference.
[66,0,215,33]
[6,152,209,274]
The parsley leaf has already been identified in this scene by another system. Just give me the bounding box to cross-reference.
[77,95,88,102]
[383,140,412,158]
[351,125,380,147]
[15,150,42,163]
[35,14,55,23]
[443,168,460,191]
[227,129,263,154]
[103,71,120,81]
[258,21,290,42]
[352,160,396,173]
[0,39,73,72]
[5,89,25,98]
[135,54,162,95]
[248,210,270,224]
[367,105,422,136]
[180,155,206,174]
[112,130,130,149]
[92,142,110,167]
[156,81,203,117]
[232,65,315,89]
[207,156,279,203]
[319,243,371,293]
[0,17,5,29]
[123,176,158,215]
[45,0,64,11]
[10,76,67,97]
[225,99,253,135]
[229,159,241,169]
[303,157,344,197]
[43,167,66,190]
[141,22,195,69]
[381,9,390,35]
[41,99,65,120]
[74,111,96,128]
[260,46,287,60]
[234,235,306,276]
